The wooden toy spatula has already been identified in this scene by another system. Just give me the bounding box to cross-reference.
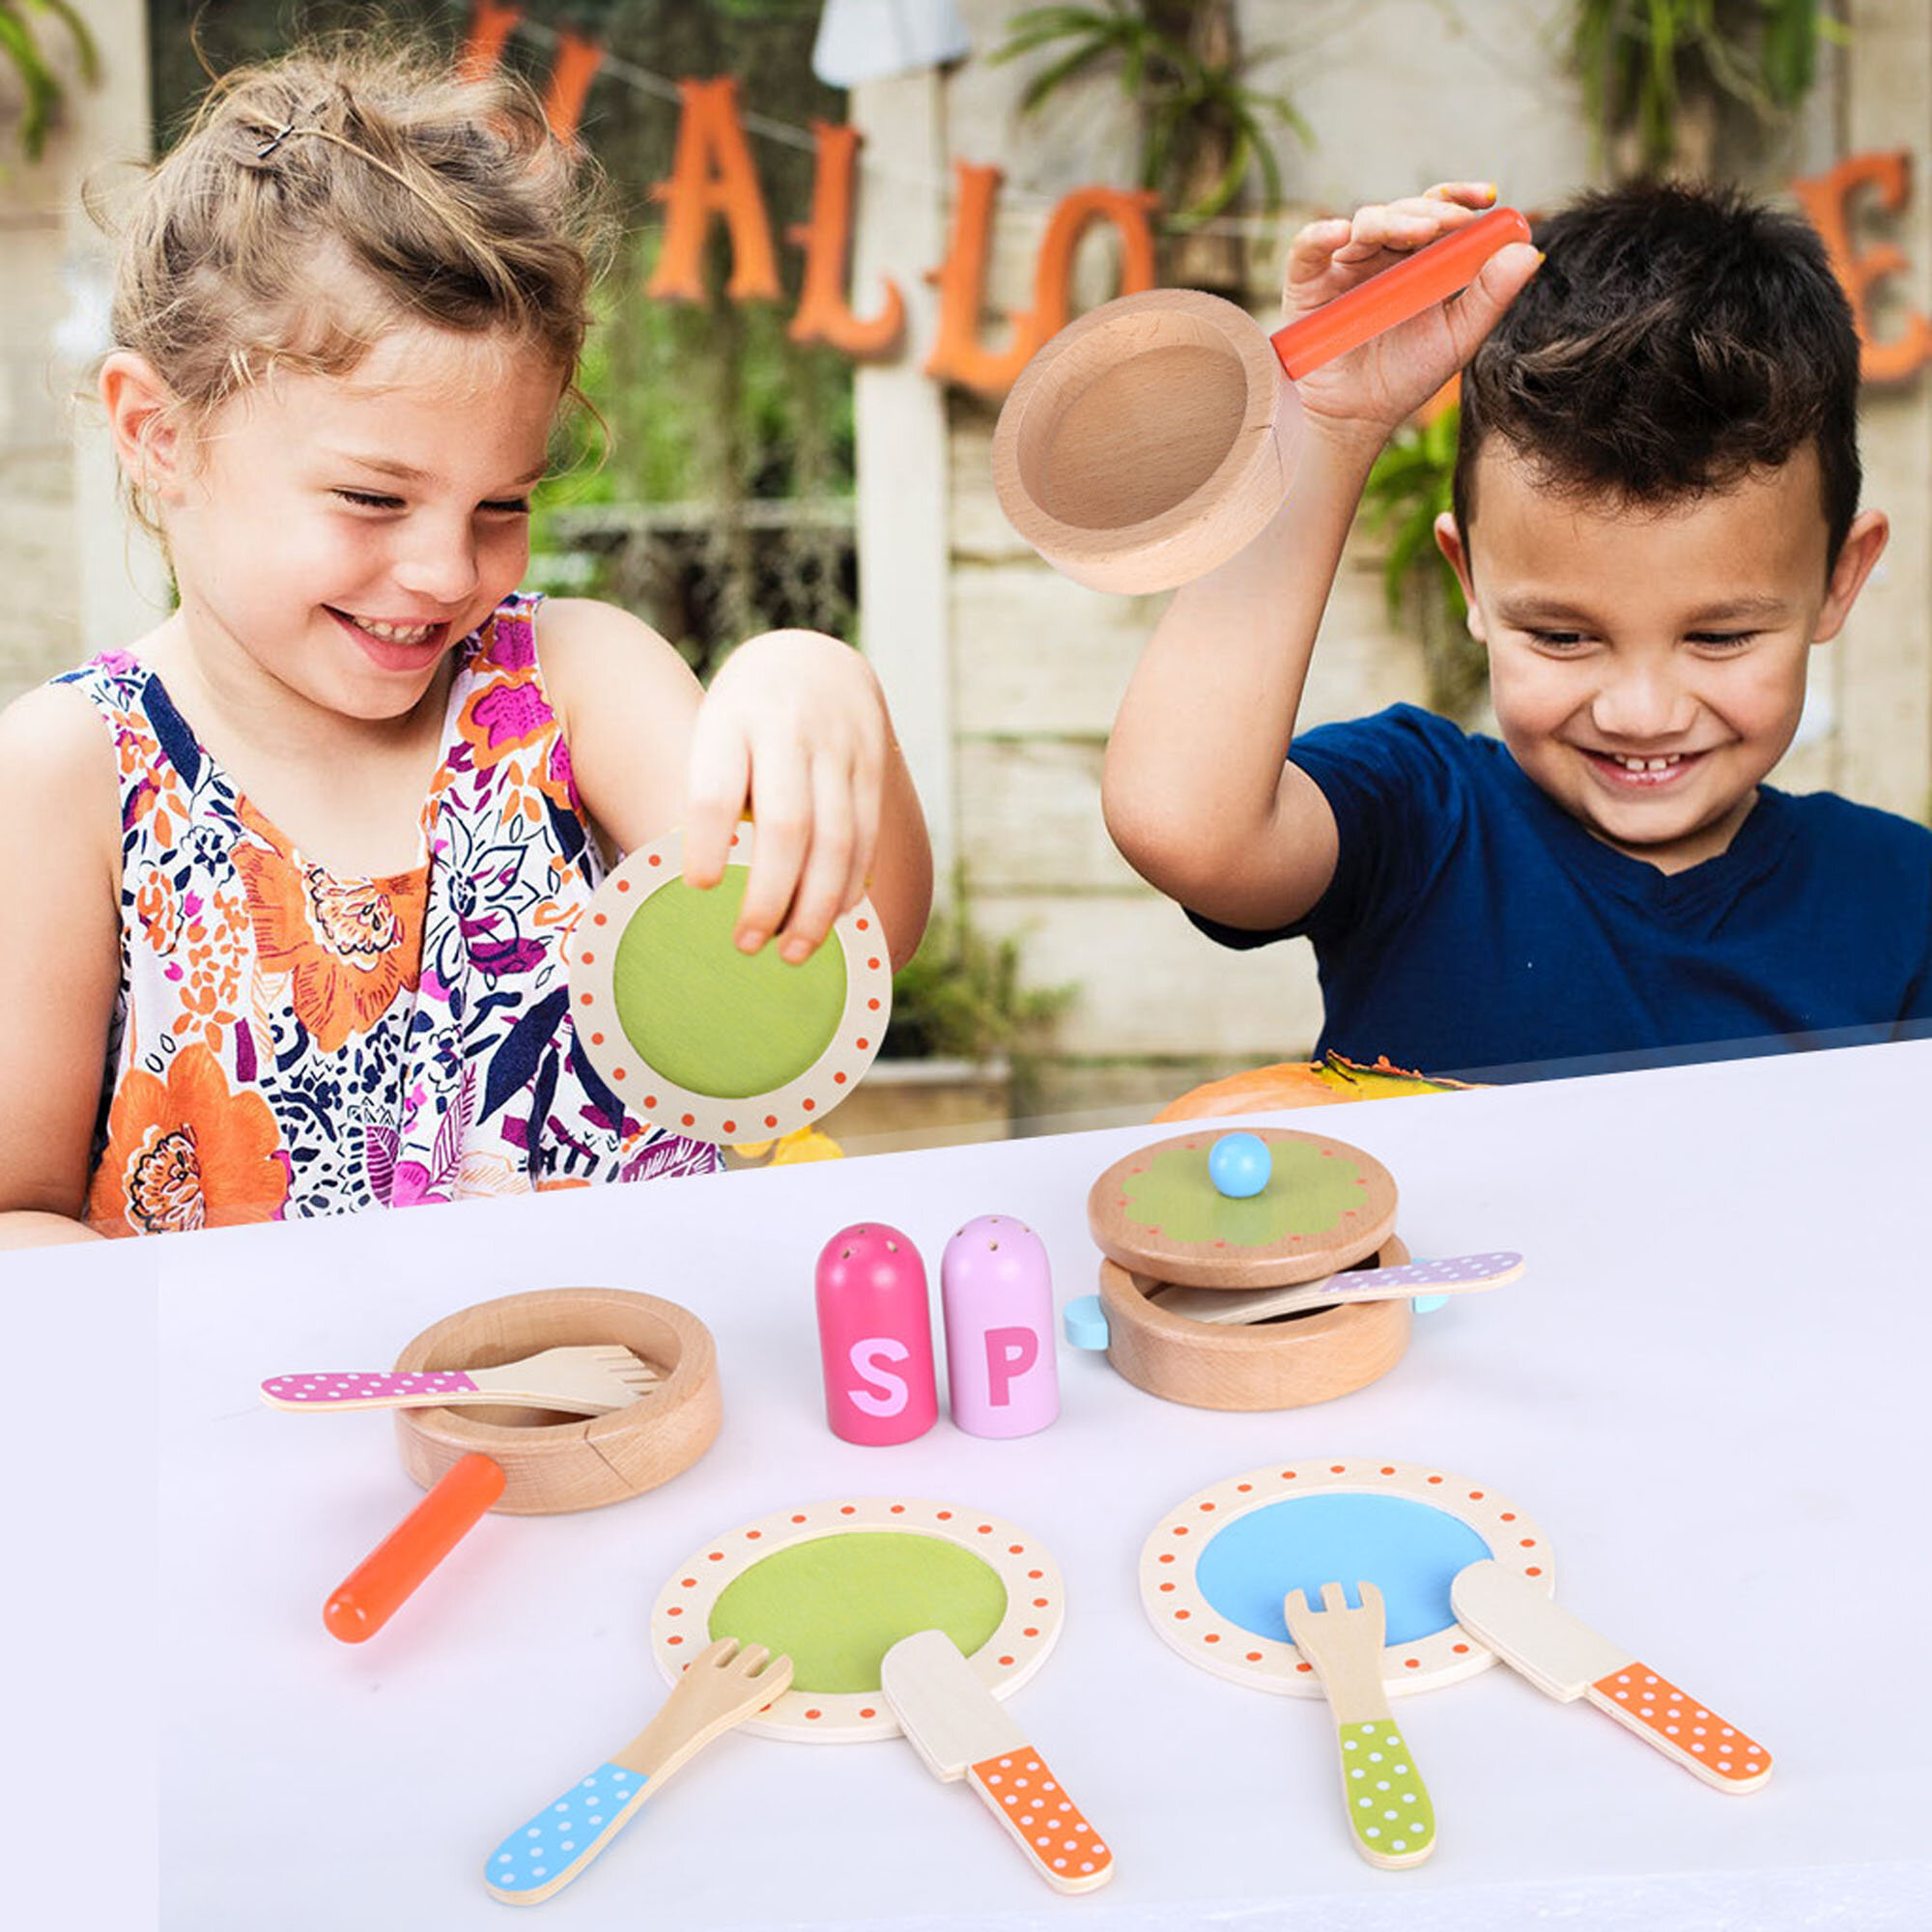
[484,1637,792,1905]
[261,1345,662,1415]
[1451,1560,1772,1792]
[1284,1582,1438,1868]
[1150,1251,1522,1325]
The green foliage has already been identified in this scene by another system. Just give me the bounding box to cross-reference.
[1568,0,1842,175]
[992,1,1306,225]
[884,893,1075,1065]
[0,0,99,159]
[1358,404,1489,718]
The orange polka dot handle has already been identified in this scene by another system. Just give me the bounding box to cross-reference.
[880,1628,1115,1894]
[1451,1559,1772,1795]
[1587,1666,1772,1791]
[968,1750,1115,1893]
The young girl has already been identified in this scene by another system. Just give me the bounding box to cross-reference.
[0,41,932,1247]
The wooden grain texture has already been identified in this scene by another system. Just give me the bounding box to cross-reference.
[392,1287,721,1515]
[1096,1237,1411,1411]
[992,287,1293,594]
[1089,1127,1398,1288]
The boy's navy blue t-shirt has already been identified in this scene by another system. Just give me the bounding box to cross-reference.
[1188,704,1932,1082]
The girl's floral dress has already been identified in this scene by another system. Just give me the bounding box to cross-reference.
[61,592,719,1236]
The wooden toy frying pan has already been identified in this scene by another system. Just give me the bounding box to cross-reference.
[568,823,892,1144]
[650,1496,1112,1889]
[993,206,1530,594]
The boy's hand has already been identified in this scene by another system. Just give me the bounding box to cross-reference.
[681,629,887,964]
[1284,183,1541,458]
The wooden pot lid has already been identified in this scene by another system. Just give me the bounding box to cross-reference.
[566,822,892,1144]
[1088,1128,1397,1290]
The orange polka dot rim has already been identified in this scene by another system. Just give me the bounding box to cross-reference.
[651,1496,1065,1743]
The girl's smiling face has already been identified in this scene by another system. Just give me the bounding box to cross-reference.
[147,319,563,723]
[1437,443,1887,873]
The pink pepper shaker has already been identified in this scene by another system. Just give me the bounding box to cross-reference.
[940,1214,1059,1438]
[815,1222,939,1445]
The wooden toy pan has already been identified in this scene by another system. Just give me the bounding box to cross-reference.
[567,822,893,1145]
[392,1287,722,1515]
[993,206,1530,594]
[650,1496,1064,1742]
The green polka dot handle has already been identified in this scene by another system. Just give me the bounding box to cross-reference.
[1337,1720,1435,1866]
[1284,1582,1438,1871]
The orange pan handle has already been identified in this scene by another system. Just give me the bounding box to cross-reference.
[1271,205,1532,380]
[324,1453,505,1643]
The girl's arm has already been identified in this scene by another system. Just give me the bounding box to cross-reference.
[535,600,931,970]
[0,685,122,1248]
[1104,186,1540,933]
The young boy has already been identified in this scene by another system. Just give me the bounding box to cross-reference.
[1103,181,1932,1081]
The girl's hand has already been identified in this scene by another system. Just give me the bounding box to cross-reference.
[1282,183,1541,458]
[682,629,888,963]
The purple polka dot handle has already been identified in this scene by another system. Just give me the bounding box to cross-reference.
[1370,1251,1520,1290]
[259,1370,481,1410]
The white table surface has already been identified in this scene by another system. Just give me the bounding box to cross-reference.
[10,1039,1932,1931]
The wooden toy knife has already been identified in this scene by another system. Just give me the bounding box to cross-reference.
[1451,1560,1772,1792]
[880,1630,1114,1893]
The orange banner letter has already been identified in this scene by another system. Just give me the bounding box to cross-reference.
[788,122,905,357]
[1793,151,1932,385]
[647,76,781,302]
[924,166,1159,397]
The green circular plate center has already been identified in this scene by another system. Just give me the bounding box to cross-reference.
[611,872,847,1098]
[707,1532,1008,1692]
[1122,1140,1367,1245]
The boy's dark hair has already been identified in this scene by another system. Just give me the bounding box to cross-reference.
[1453,182,1862,565]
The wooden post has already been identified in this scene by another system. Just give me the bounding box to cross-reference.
[1841,2,1932,819]
[849,71,957,894]
[66,0,170,659]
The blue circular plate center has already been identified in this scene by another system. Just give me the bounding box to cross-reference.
[1195,1493,1492,1645]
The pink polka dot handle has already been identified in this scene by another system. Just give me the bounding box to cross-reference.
[261,1370,480,1409]
[968,1750,1114,1893]
[1588,1665,1773,1791]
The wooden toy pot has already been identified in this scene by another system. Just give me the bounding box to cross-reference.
[993,206,1529,594]
[1086,1126,1410,1411]
[391,1287,720,1514]
[1096,1236,1412,1411]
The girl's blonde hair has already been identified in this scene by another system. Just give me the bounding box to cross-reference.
[108,34,611,503]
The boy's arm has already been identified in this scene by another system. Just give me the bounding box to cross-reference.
[0,686,121,1247]
[536,601,931,971]
[1104,186,1540,933]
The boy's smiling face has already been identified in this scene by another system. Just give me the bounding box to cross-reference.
[1437,442,1887,873]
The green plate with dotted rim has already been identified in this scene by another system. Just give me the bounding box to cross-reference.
[651,1497,1065,1742]
[568,823,892,1143]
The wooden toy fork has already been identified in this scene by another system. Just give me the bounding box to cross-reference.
[1284,1581,1438,1869]
[261,1344,663,1416]
[484,1638,793,1905]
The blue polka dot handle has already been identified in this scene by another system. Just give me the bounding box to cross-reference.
[484,1763,654,1905]
[481,1638,791,1905]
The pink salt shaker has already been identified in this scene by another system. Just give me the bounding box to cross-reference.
[815,1222,938,1445]
[940,1214,1059,1437]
